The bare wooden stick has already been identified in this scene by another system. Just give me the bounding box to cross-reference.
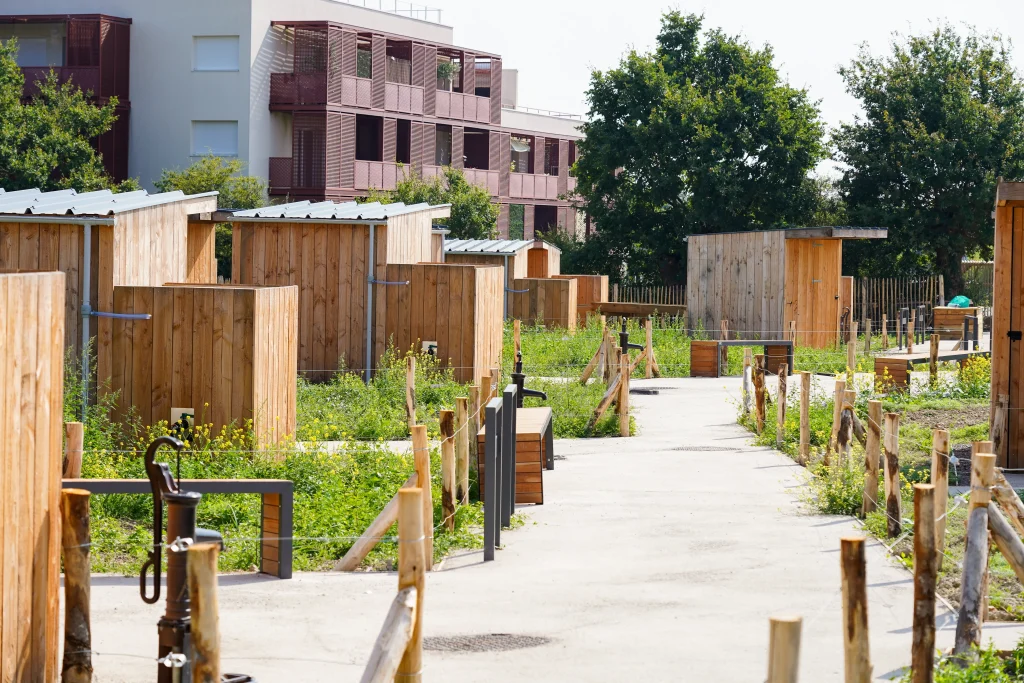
[838,389,857,464]
[993,394,1009,467]
[864,319,871,355]
[766,616,802,683]
[912,485,937,683]
[720,319,729,368]
[954,453,995,657]
[187,543,220,683]
[847,321,858,378]
[618,349,630,437]
[799,371,810,466]
[397,488,425,682]
[412,426,433,571]
[931,430,950,569]
[440,410,456,532]
[973,443,993,624]
[580,336,604,384]
[988,503,1024,586]
[359,587,418,683]
[776,364,788,448]
[929,333,939,386]
[881,314,889,350]
[827,379,847,463]
[586,370,622,431]
[335,474,419,570]
[63,422,84,479]
[907,320,915,354]
[883,413,901,538]
[61,489,92,683]
[992,470,1024,539]
[406,356,417,429]
[862,401,882,517]
[455,397,469,505]
[644,318,654,379]
[753,354,766,433]
[468,384,479,478]
[840,536,871,683]
[513,319,521,358]
[743,348,754,417]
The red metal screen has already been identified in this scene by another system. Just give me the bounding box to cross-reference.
[490,58,502,124]
[452,126,464,169]
[327,113,343,189]
[340,113,356,188]
[383,118,397,162]
[293,113,327,190]
[463,54,475,95]
[422,46,436,115]
[371,34,386,109]
[498,132,511,196]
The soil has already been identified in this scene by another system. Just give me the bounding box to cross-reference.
[900,404,990,431]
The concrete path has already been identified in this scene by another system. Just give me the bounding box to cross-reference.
[86,377,1024,682]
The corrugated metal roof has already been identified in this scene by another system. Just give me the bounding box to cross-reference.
[227,200,451,222]
[444,238,533,255]
[0,187,218,218]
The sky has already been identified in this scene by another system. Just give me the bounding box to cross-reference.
[436,0,1024,144]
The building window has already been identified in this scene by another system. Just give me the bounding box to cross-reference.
[356,115,383,161]
[356,36,372,78]
[385,40,411,84]
[544,139,560,176]
[510,136,532,174]
[534,205,557,236]
[509,204,525,240]
[474,57,491,98]
[435,125,452,166]
[395,119,411,164]
[436,51,461,92]
[464,129,489,170]
[191,120,238,156]
[0,23,65,67]
[193,36,239,71]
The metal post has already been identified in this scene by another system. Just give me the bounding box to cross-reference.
[963,316,971,351]
[365,224,376,382]
[501,385,516,528]
[80,222,93,421]
[484,399,500,561]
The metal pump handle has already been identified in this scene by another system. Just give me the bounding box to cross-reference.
[139,436,185,604]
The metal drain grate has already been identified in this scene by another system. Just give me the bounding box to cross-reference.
[424,634,551,653]
[668,445,736,452]
[629,388,659,395]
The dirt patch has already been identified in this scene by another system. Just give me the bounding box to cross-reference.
[901,405,990,431]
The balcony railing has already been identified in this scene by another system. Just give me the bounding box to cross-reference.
[22,66,101,98]
[424,165,497,195]
[435,90,490,124]
[354,160,410,191]
[509,172,559,200]
[269,157,294,190]
[384,82,424,115]
[270,72,328,106]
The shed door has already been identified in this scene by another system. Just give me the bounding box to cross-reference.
[1009,207,1024,467]
[784,239,841,349]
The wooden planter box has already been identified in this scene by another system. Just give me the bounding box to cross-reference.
[933,306,980,340]
[0,272,65,680]
[108,284,298,446]
[476,408,551,505]
[510,277,578,329]
[690,340,720,377]
[765,344,791,375]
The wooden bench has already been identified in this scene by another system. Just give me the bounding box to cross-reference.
[477,407,554,505]
[874,349,990,389]
[61,478,293,579]
[690,340,794,377]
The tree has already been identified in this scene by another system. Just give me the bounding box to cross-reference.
[156,155,267,280]
[0,39,135,192]
[834,25,1024,293]
[573,12,826,284]
[368,166,498,239]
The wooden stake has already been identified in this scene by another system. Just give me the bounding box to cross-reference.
[455,397,469,504]
[743,348,754,417]
[993,394,1009,467]
[645,318,657,378]
[848,321,858,377]
[766,616,802,683]
[799,371,811,466]
[828,379,847,462]
[468,384,480,475]
[931,430,950,570]
[883,413,901,538]
[411,425,433,570]
[881,314,888,350]
[862,400,882,517]
[753,354,766,433]
[973,441,993,624]
[439,410,456,532]
[61,489,92,683]
[63,422,84,479]
[513,319,521,358]
[907,320,915,354]
[911,485,937,683]
[929,334,939,386]
[359,587,418,683]
[336,474,418,570]
[406,356,417,429]
[864,319,871,355]
[992,470,1024,539]
[397,488,425,682]
[840,536,871,683]
[187,543,220,683]
[789,320,796,343]
[618,349,630,437]
[838,389,857,464]
[580,335,604,384]
[720,319,729,368]
[776,364,788,448]
[988,503,1024,586]
[954,453,995,656]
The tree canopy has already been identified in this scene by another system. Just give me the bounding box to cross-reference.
[368,166,497,239]
[835,24,1024,293]
[0,39,135,192]
[572,12,827,284]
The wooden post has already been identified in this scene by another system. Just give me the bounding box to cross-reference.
[753,354,766,433]
[439,410,456,532]
[455,397,469,505]
[618,349,630,437]
[840,536,871,683]
[954,453,995,657]
[929,334,939,386]
[848,321,858,378]
[743,348,754,417]
[799,371,811,466]
[335,473,418,571]
[911,485,937,683]
[881,314,888,350]
[187,543,221,683]
[63,422,84,479]
[644,318,656,379]
[828,379,847,462]
[513,318,521,358]
[789,320,796,343]
[864,319,871,356]
[776,364,788,448]
[397,488,425,682]
[993,394,1009,467]
[907,320,915,354]
[766,616,802,683]
[602,330,614,384]
[411,425,433,570]
[972,441,993,624]
[468,384,480,475]
[862,400,882,517]
[359,587,418,683]
[989,503,1024,585]
[992,470,1024,538]
[720,319,729,368]
[838,389,857,463]
[931,430,950,569]
[406,356,417,429]
[61,489,92,683]
[883,413,901,538]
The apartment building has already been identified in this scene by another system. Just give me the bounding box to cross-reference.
[0,0,582,238]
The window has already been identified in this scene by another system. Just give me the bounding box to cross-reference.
[385,40,411,84]
[510,136,532,174]
[544,139,559,176]
[191,121,238,156]
[395,119,411,164]
[0,23,65,67]
[463,129,489,170]
[473,57,491,98]
[193,36,240,71]
[356,36,372,78]
[435,125,452,166]
[436,52,461,92]
[508,204,525,240]
[534,205,557,236]
[356,115,383,161]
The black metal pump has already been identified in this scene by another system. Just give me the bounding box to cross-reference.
[511,350,547,409]
[618,318,643,354]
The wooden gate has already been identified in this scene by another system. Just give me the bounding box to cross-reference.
[993,188,1024,467]
[784,239,841,348]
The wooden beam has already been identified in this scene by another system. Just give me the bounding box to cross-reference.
[359,587,418,683]
[335,473,418,571]
[596,302,686,317]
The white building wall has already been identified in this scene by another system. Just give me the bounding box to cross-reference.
[501,108,583,139]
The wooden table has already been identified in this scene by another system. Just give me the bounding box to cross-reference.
[874,349,990,389]
[477,407,554,505]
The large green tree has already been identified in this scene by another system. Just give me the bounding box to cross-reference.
[0,40,133,192]
[368,166,497,239]
[573,12,826,284]
[835,25,1024,293]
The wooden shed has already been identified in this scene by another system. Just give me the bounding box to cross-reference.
[526,239,562,278]
[510,277,578,329]
[215,200,451,379]
[686,227,887,348]
[553,274,608,326]
[0,272,65,681]
[992,181,1024,467]
[108,284,298,446]
[0,187,219,389]
[444,237,531,318]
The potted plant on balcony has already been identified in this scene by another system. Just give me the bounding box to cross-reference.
[436,60,460,92]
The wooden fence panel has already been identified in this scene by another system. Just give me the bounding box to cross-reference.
[0,272,65,682]
[552,274,607,326]
[510,277,577,329]
[852,275,943,328]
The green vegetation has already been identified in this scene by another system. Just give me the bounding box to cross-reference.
[368,166,498,240]
[897,639,1024,682]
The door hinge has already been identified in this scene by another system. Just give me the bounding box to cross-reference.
[1009,330,1022,341]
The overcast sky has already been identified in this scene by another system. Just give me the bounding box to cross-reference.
[438,0,1024,141]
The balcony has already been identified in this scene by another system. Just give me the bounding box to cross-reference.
[424,165,497,195]
[384,82,423,115]
[22,66,101,99]
[435,90,491,124]
[270,72,328,106]
[354,161,410,191]
[269,157,294,191]
[509,173,559,200]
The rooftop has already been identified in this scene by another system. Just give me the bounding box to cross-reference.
[220,200,451,224]
[0,188,217,222]
[444,238,534,255]
[328,0,444,25]
[689,226,888,240]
